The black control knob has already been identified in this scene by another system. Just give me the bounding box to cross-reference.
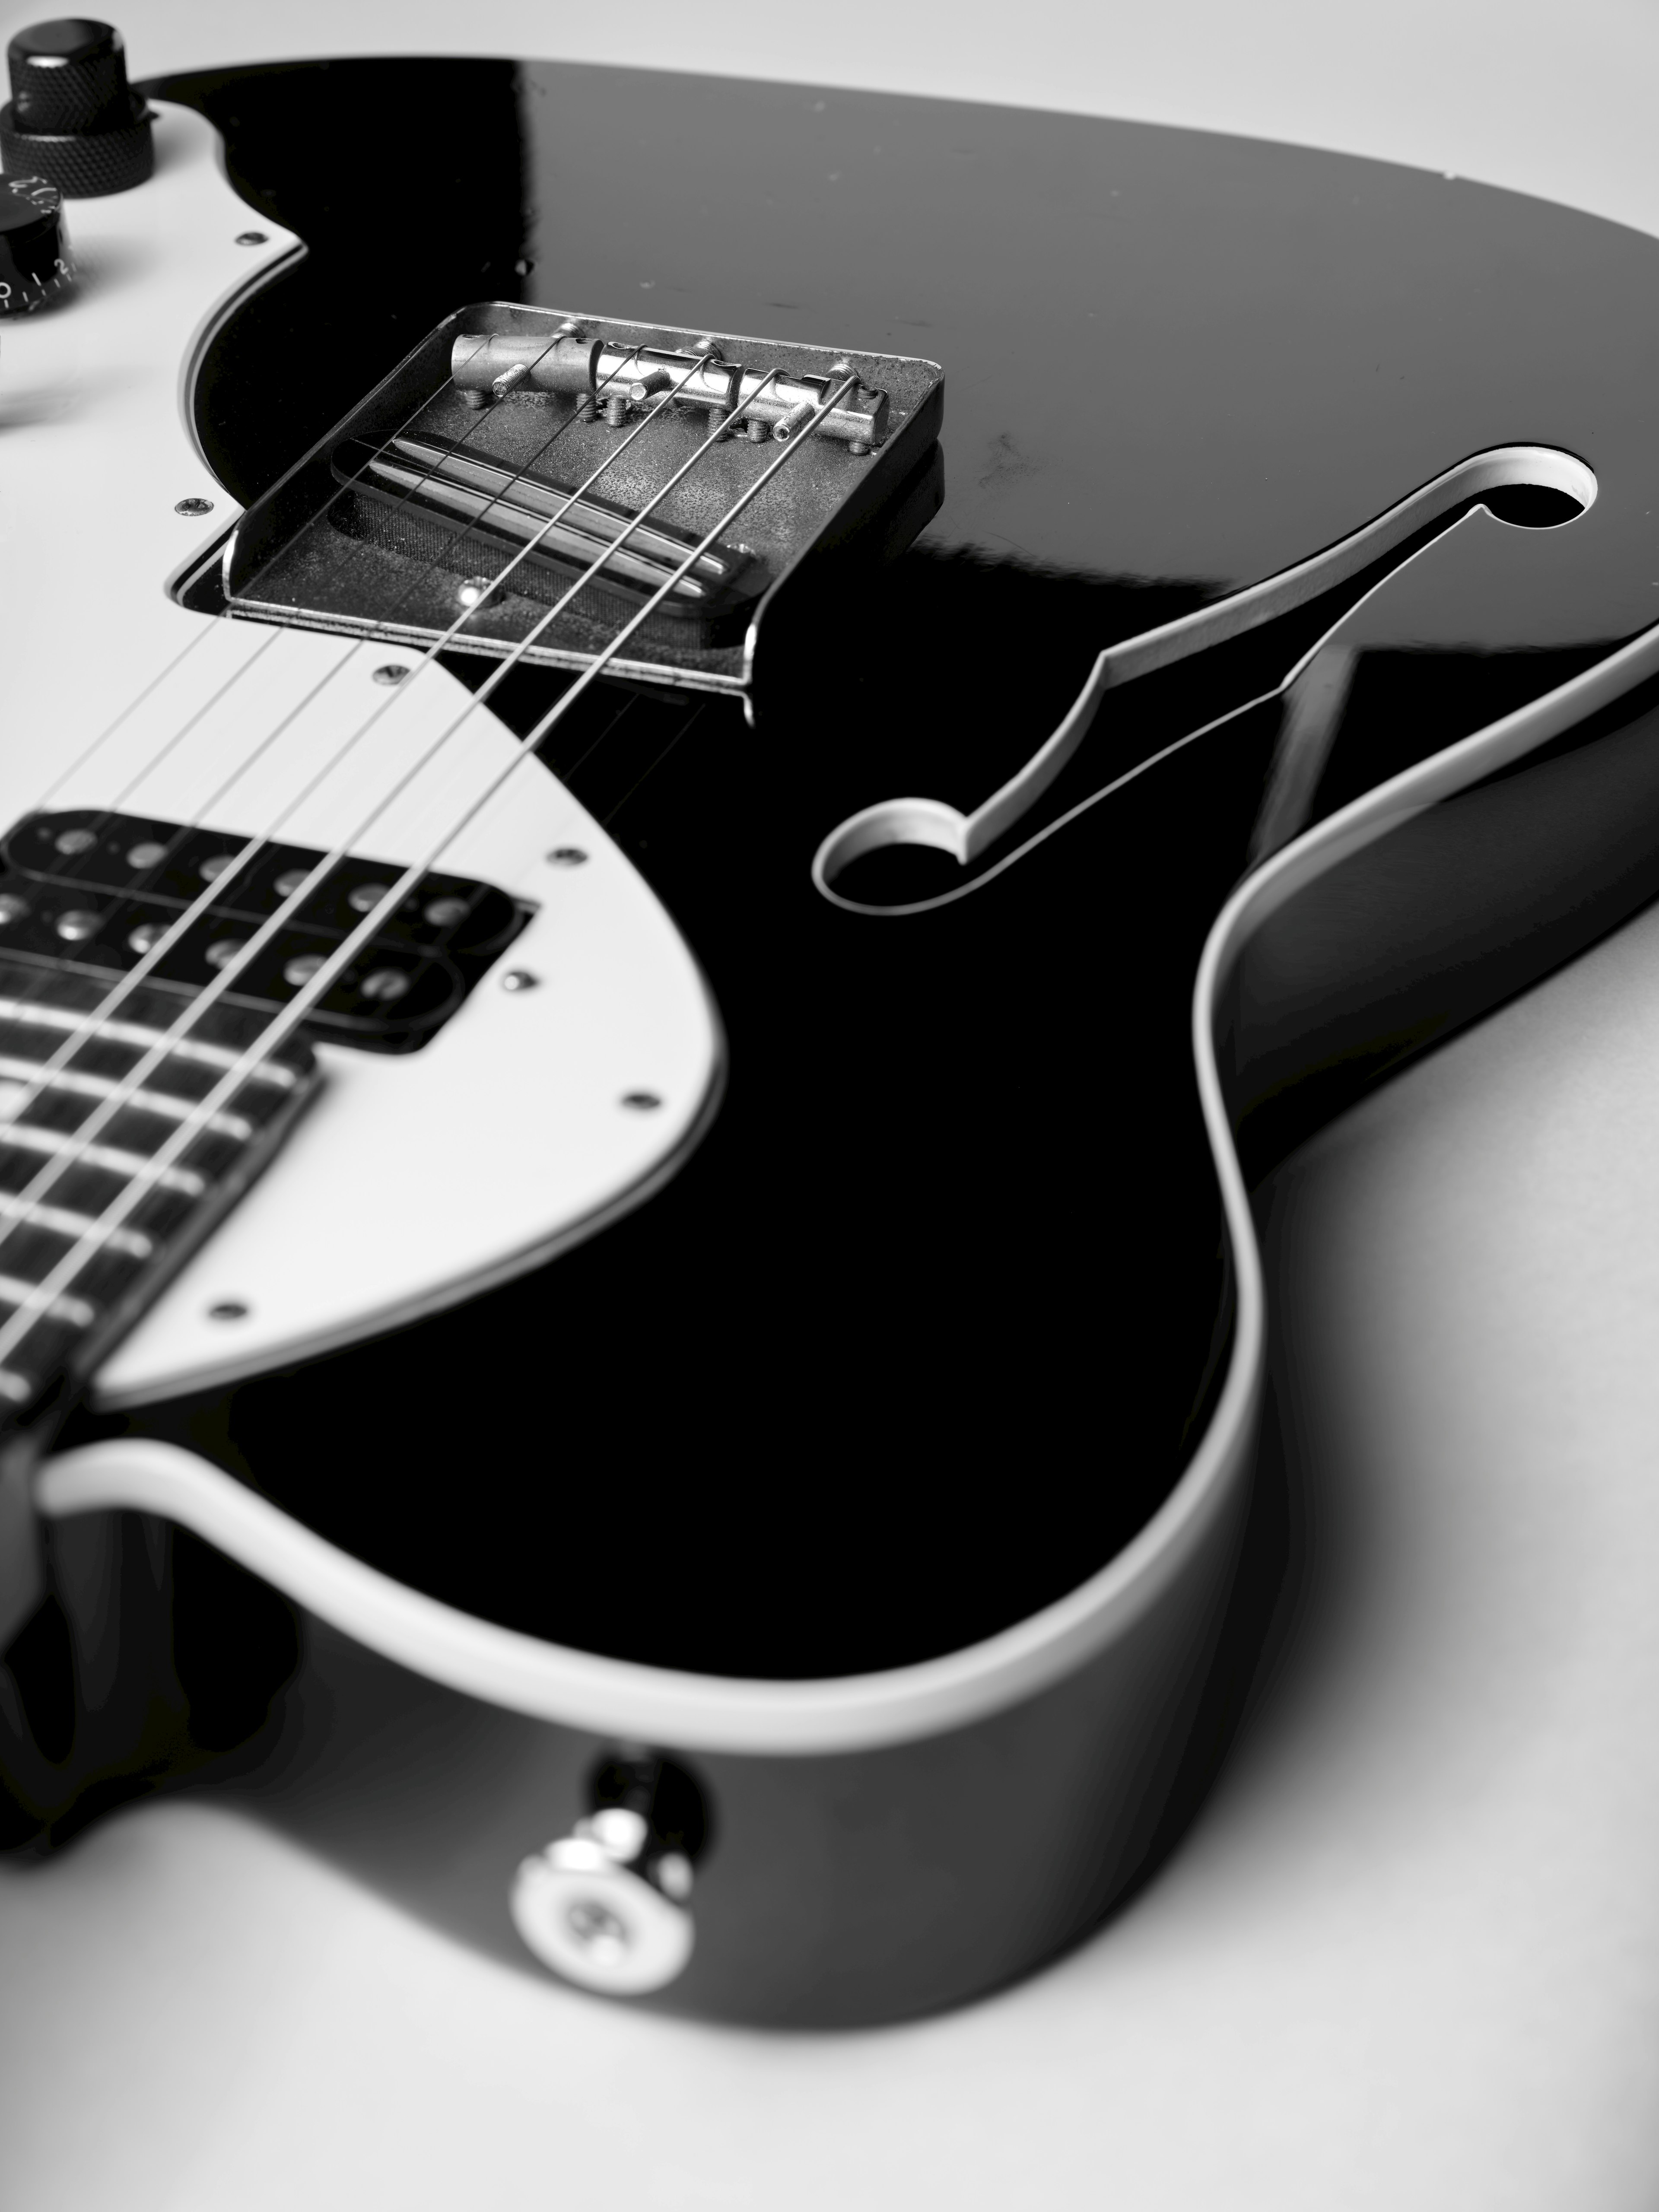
[0,172,71,314]
[0,19,153,197]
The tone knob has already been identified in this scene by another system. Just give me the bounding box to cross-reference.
[0,18,153,198]
[0,172,72,315]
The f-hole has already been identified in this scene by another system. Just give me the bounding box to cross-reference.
[813,445,1596,915]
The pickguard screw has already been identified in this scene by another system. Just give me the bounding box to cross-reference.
[621,1091,663,1110]
[235,231,267,246]
[502,969,540,992]
[175,497,213,516]
[548,846,588,865]
[372,663,410,685]
[208,1300,249,1321]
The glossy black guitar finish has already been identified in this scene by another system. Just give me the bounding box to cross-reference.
[20,53,1659,2021]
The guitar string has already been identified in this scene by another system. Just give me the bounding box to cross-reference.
[0,342,719,1294]
[0,328,592,1090]
[0,337,696,1242]
[0,372,844,1384]
[0,324,591,998]
[0,364,828,1375]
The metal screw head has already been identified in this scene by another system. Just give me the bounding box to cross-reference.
[0,895,27,926]
[54,909,99,942]
[456,576,493,609]
[829,356,855,375]
[547,846,588,866]
[54,827,96,855]
[126,840,168,869]
[127,922,163,954]
[234,231,268,246]
[175,496,214,516]
[204,938,245,970]
[694,335,725,358]
[372,663,410,686]
[274,868,308,899]
[283,953,325,987]
[423,895,470,928]
[208,1300,249,1322]
[359,968,411,1003]
[501,969,540,993]
[621,1090,663,1110]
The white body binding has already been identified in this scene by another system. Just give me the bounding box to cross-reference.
[23,99,1659,1760]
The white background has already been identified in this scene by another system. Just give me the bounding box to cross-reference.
[4,3,1659,2205]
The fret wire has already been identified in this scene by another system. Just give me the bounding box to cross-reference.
[0,375,857,1376]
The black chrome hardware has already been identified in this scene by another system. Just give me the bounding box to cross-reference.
[0,19,153,197]
[0,171,71,315]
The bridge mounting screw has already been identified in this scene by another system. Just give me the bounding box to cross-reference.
[175,497,213,516]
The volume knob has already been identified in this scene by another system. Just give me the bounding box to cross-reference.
[0,172,72,315]
[0,18,153,197]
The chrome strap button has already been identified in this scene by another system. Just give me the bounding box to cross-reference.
[511,1804,695,1995]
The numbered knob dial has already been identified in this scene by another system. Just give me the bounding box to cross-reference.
[0,18,153,198]
[0,173,72,315]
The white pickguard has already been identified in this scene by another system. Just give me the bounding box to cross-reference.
[0,101,722,1407]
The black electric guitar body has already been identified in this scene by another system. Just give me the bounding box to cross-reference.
[8,42,1659,2026]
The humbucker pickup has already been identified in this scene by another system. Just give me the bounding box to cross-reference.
[331,435,766,639]
[0,812,530,1054]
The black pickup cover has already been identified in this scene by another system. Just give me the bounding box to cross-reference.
[0,812,529,1053]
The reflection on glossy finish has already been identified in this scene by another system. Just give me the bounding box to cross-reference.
[95,60,1659,1680]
